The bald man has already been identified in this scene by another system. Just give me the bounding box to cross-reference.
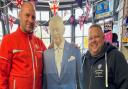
[0,2,46,89]
[81,24,128,89]
[43,16,82,89]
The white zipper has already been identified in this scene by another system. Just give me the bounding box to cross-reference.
[105,53,108,87]
[13,79,16,89]
[35,56,38,68]
[28,37,36,89]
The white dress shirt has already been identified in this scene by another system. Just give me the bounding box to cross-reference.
[54,39,65,77]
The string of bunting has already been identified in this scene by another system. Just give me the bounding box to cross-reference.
[0,0,91,30]
[0,0,36,30]
[1,13,16,30]
[0,1,13,9]
[0,0,35,9]
[9,15,16,30]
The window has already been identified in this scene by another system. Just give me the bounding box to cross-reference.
[75,23,92,52]
[64,25,71,42]
[75,8,83,19]
[34,26,50,48]
[41,11,49,21]
[36,11,41,20]
[58,10,71,21]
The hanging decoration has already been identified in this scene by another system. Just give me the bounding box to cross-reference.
[0,0,36,9]
[69,15,76,25]
[49,0,59,16]
[42,26,48,34]
[85,0,91,21]
[9,15,16,30]
[15,0,23,7]
[0,1,13,9]
[78,15,86,30]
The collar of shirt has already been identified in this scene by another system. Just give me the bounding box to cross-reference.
[54,39,65,50]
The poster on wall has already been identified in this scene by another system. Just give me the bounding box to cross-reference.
[122,28,128,46]
[84,36,88,49]
[95,0,113,19]
[104,21,113,43]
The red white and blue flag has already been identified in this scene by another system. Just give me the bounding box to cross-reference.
[49,0,59,16]
[9,15,16,30]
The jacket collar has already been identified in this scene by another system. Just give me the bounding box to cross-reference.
[54,38,65,50]
[16,26,33,39]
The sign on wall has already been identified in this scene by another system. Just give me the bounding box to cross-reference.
[95,0,113,19]
[104,21,113,43]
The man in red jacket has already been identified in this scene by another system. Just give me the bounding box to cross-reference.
[0,2,46,89]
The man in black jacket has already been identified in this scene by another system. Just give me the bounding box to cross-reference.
[81,24,128,89]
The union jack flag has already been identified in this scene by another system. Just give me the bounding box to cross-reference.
[16,0,23,7]
[49,0,59,16]
[9,15,16,30]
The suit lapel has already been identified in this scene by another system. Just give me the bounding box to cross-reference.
[60,41,70,79]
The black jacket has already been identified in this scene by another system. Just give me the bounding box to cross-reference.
[81,42,128,89]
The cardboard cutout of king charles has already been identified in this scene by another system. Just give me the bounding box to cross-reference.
[43,16,82,89]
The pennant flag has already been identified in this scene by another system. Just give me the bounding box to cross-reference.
[9,15,16,30]
[43,26,48,34]
[79,15,85,30]
[76,0,83,8]
[69,15,75,25]
[49,0,59,16]
[16,0,23,7]
[85,0,91,20]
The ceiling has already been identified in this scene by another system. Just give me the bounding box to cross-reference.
[0,0,86,11]
[36,0,86,10]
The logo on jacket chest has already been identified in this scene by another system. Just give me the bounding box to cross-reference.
[35,44,39,50]
[94,64,104,78]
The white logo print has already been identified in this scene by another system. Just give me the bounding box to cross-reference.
[98,64,102,69]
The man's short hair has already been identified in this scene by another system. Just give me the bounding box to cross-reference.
[89,24,102,31]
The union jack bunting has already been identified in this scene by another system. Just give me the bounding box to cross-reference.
[49,0,59,16]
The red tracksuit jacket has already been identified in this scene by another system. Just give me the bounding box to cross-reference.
[0,26,46,89]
